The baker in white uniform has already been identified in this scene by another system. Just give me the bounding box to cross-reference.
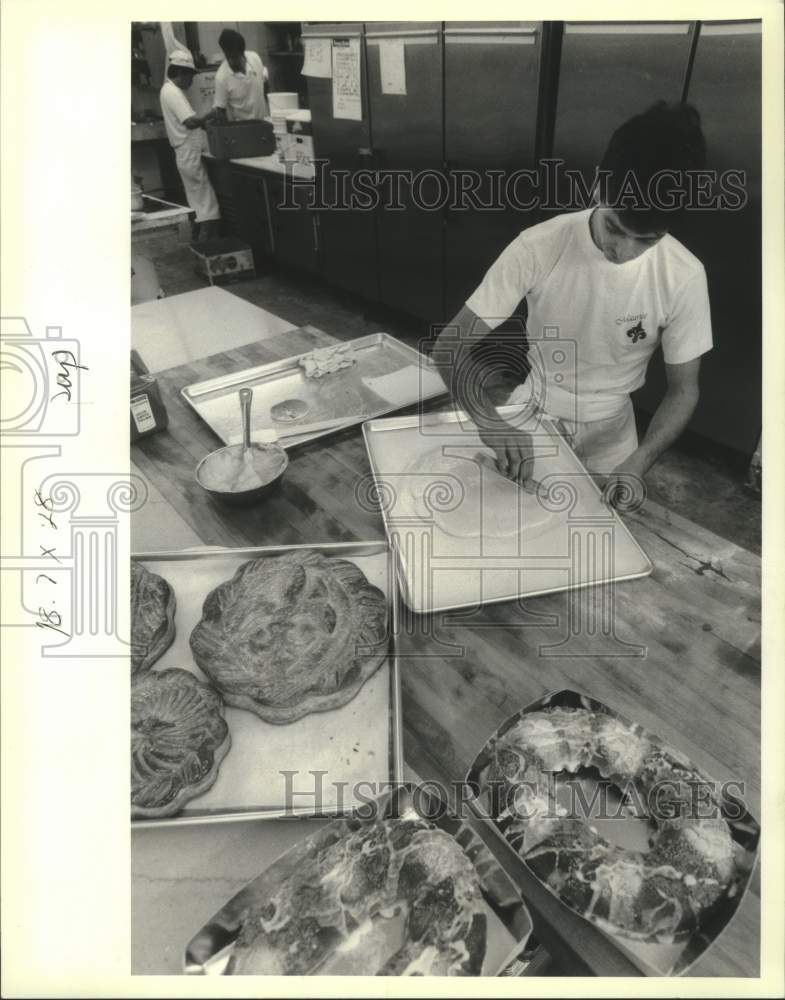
[212,28,269,122]
[433,102,712,504]
[159,49,220,240]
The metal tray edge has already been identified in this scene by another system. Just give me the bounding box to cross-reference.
[360,415,653,615]
[179,333,447,451]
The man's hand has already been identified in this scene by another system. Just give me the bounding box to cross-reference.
[478,421,538,490]
[601,450,649,508]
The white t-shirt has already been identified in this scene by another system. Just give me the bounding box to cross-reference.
[214,51,269,120]
[159,79,196,148]
[465,208,713,421]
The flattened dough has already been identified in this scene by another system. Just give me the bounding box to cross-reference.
[403,447,555,538]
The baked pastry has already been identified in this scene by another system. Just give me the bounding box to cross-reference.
[477,706,737,941]
[131,561,175,674]
[227,817,487,975]
[189,550,387,724]
[131,668,230,819]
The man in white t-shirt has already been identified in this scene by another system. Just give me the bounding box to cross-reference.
[159,50,220,239]
[433,102,711,503]
[213,28,269,122]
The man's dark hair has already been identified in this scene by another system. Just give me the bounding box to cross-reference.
[167,64,192,81]
[219,28,246,56]
[599,100,707,233]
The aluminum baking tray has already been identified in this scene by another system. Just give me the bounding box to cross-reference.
[181,332,447,449]
[184,782,533,976]
[131,541,403,828]
[361,405,653,614]
[465,689,761,976]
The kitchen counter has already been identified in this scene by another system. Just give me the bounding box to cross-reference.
[130,326,760,977]
[203,150,315,182]
[131,286,297,374]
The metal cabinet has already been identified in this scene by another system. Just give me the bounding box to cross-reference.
[443,21,543,319]
[634,20,762,454]
[267,176,320,275]
[302,23,379,302]
[365,22,444,321]
[229,168,274,257]
[552,22,694,203]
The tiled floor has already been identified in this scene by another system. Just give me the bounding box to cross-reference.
[143,240,761,555]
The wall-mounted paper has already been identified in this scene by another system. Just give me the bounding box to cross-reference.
[302,37,332,78]
[379,38,407,95]
[332,37,362,121]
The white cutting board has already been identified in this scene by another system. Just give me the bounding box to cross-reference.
[362,408,652,614]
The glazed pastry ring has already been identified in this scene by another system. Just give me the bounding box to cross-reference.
[481,707,736,941]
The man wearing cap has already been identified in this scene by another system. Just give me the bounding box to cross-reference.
[212,28,269,122]
[159,50,220,239]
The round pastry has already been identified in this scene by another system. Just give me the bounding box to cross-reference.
[131,668,230,819]
[189,550,388,724]
[270,398,309,422]
[131,561,176,675]
[479,706,736,941]
[227,818,487,976]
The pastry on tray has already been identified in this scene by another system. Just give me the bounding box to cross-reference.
[478,705,738,941]
[189,550,387,724]
[227,816,487,975]
[131,561,176,675]
[131,668,230,819]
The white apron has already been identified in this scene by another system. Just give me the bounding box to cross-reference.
[174,131,219,223]
[507,381,638,474]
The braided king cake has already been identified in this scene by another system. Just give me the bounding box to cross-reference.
[189,550,388,724]
[226,816,487,975]
[131,561,176,674]
[478,705,737,942]
[131,668,230,819]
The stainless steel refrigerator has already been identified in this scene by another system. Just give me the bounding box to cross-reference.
[443,21,543,320]
[302,22,379,303]
[364,21,444,321]
[635,20,762,454]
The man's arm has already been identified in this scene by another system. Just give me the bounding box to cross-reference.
[432,306,537,487]
[182,113,211,129]
[603,357,701,501]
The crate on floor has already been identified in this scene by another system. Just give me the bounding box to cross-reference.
[190,237,256,286]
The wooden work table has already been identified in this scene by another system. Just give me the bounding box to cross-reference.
[131,326,760,978]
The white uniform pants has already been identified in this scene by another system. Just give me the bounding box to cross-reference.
[174,133,220,223]
[551,400,638,474]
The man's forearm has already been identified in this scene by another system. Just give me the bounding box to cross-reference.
[636,385,699,470]
[432,314,500,430]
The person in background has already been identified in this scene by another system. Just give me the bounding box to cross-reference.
[213,28,269,122]
[433,101,711,505]
[159,49,220,241]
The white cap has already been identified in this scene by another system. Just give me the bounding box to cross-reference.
[169,49,197,71]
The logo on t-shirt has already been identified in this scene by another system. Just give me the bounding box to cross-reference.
[626,321,647,344]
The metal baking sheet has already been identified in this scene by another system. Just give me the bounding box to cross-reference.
[131,541,402,828]
[181,332,447,449]
[184,783,533,976]
[465,689,761,976]
[361,405,653,614]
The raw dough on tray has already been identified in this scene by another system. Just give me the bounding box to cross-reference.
[403,446,554,539]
